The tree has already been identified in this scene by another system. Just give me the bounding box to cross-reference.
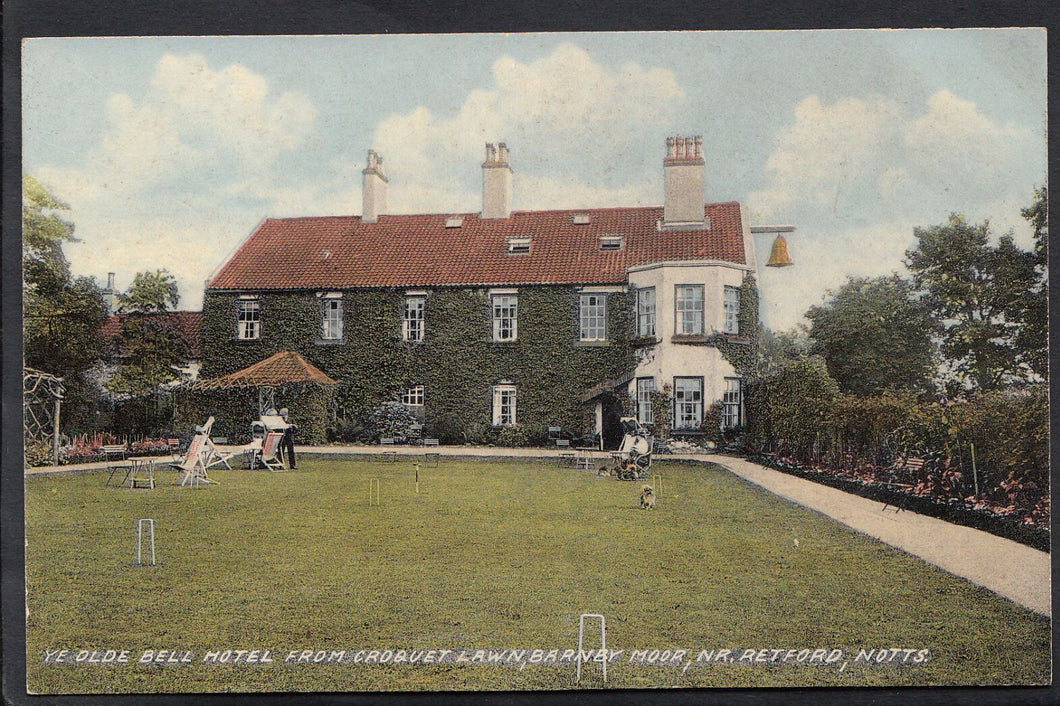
[806,275,939,397]
[22,175,107,378]
[1015,186,1047,379]
[755,324,811,376]
[906,214,1039,391]
[108,269,188,396]
[117,269,180,314]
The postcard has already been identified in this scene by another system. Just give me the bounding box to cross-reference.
[19,29,1049,694]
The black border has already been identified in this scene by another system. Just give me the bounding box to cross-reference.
[4,1,1057,705]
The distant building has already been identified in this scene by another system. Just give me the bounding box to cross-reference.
[101,310,203,383]
[201,136,759,445]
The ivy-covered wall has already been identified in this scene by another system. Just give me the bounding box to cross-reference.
[199,286,638,443]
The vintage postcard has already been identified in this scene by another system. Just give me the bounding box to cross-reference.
[19,30,1048,694]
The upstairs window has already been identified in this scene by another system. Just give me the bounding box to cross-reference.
[636,377,655,426]
[673,377,703,430]
[492,294,518,342]
[599,234,623,251]
[492,383,517,426]
[675,284,704,335]
[637,287,656,338]
[320,295,343,340]
[403,295,425,342]
[237,298,260,340]
[724,286,741,335]
[401,384,425,407]
[579,294,608,341]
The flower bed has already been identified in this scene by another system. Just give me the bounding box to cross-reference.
[749,452,1049,552]
[52,433,185,466]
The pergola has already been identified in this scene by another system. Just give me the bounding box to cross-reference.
[188,350,338,415]
[24,367,65,465]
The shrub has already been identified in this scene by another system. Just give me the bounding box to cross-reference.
[365,401,419,442]
[494,424,534,448]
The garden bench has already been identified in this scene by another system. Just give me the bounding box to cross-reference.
[103,444,128,487]
[379,438,398,462]
[879,457,926,512]
[422,438,439,447]
[423,452,440,468]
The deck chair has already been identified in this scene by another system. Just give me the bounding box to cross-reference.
[170,433,216,487]
[257,431,286,471]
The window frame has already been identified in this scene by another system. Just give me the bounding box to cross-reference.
[673,376,704,431]
[579,293,608,342]
[636,377,655,426]
[492,383,517,426]
[320,295,344,341]
[401,384,425,407]
[722,377,743,429]
[723,285,741,335]
[637,287,656,338]
[492,294,519,342]
[403,295,426,342]
[674,284,705,335]
[237,298,261,340]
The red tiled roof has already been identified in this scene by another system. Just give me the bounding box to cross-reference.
[209,204,746,290]
[102,311,203,358]
[191,350,337,389]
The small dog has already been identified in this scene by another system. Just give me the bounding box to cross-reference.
[640,485,656,510]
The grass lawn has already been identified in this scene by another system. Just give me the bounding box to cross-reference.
[25,456,1049,693]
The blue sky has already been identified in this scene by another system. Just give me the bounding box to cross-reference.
[22,30,1046,329]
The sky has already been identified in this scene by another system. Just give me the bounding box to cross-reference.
[22,30,1047,330]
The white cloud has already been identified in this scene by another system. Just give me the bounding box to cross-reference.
[32,53,320,310]
[372,43,683,214]
[748,89,1044,330]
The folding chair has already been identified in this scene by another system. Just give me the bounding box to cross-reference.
[103,443,129,487]
[170,434,214,486]
[257,431,287,471]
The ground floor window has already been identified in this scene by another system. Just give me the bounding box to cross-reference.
[401,384,424,407]
[722,377,742,429]
[492,383,517,426]
[673,376,703,431]
[636,377,655,425]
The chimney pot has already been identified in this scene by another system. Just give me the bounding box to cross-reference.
[362,149,389,223]
[107,272,115,290]
[481,141,513,219]
[663,134,706,225]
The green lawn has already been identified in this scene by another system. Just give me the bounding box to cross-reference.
[25,457,1049,692]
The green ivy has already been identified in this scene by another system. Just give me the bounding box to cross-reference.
[192,286,638,444]
[712,273,760,376]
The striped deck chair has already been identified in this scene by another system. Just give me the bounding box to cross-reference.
[170,433,215,486]
[258,431,286,471]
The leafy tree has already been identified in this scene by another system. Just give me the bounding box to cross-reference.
[22,175,107,378]
[117,269,180,314]
[1014,186,1047,379]
[755,324,811,376]
[108,269,189,396]
[905,214,1038,391]
[806,275,939,396]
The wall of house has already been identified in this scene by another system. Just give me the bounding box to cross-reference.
[200,285,637,443]
[626,262,756,430]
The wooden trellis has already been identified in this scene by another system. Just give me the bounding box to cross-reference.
[24,367,65,466]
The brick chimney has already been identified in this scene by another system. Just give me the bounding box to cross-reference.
[481,142,513,219]
[663,135,705,225]
[362,149,388,223]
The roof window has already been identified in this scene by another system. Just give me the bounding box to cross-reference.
[572,214,590,225]
[599,234,624,251]
[506,237,531,254]
[445,216,464,228]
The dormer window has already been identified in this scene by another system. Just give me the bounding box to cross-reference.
[506,237,531,254]
[445,216,464,228]
[572,214,590,225]
[599,234,623,251]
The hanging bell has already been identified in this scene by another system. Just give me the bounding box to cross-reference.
[765,234,793,267]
